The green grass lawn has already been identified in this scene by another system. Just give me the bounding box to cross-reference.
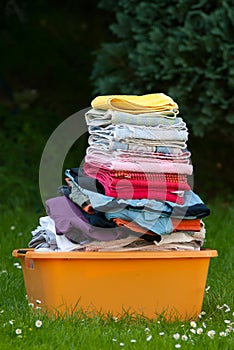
[0,199,233,349]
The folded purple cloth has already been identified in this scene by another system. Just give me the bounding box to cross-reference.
[45,196,131,243]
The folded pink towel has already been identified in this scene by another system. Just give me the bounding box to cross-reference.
[83,162,191,203]
[84,157,193,175]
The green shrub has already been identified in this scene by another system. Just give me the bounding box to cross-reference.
[91,0,234,137]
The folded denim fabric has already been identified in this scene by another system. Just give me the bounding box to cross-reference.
[91,93,179,114]
[104,207,173,235]
[103,207,205,236]
[79,187,210,219]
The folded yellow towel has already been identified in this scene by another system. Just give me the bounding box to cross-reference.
[91,93,178,114]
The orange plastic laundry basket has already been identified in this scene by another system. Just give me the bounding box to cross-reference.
[12,248,218,320]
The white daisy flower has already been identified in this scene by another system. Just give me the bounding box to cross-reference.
[190,321,197,328]
[197,328,203,334]
[207,330,215,338]
[35,320,42,328]
[224,320,231,324]
[173,333,180,340]
[190,328,196,334]
[146,335,152,341]
[181,334,188,341]
[15,328,22,335]
[219,331,227,337]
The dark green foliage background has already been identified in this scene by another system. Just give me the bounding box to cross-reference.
[91,0,234,138]
[0,0,234,214]
[0,0,109,212]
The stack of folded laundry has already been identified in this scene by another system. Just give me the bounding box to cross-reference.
[84,93,192,203]
[28,93,210,252]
